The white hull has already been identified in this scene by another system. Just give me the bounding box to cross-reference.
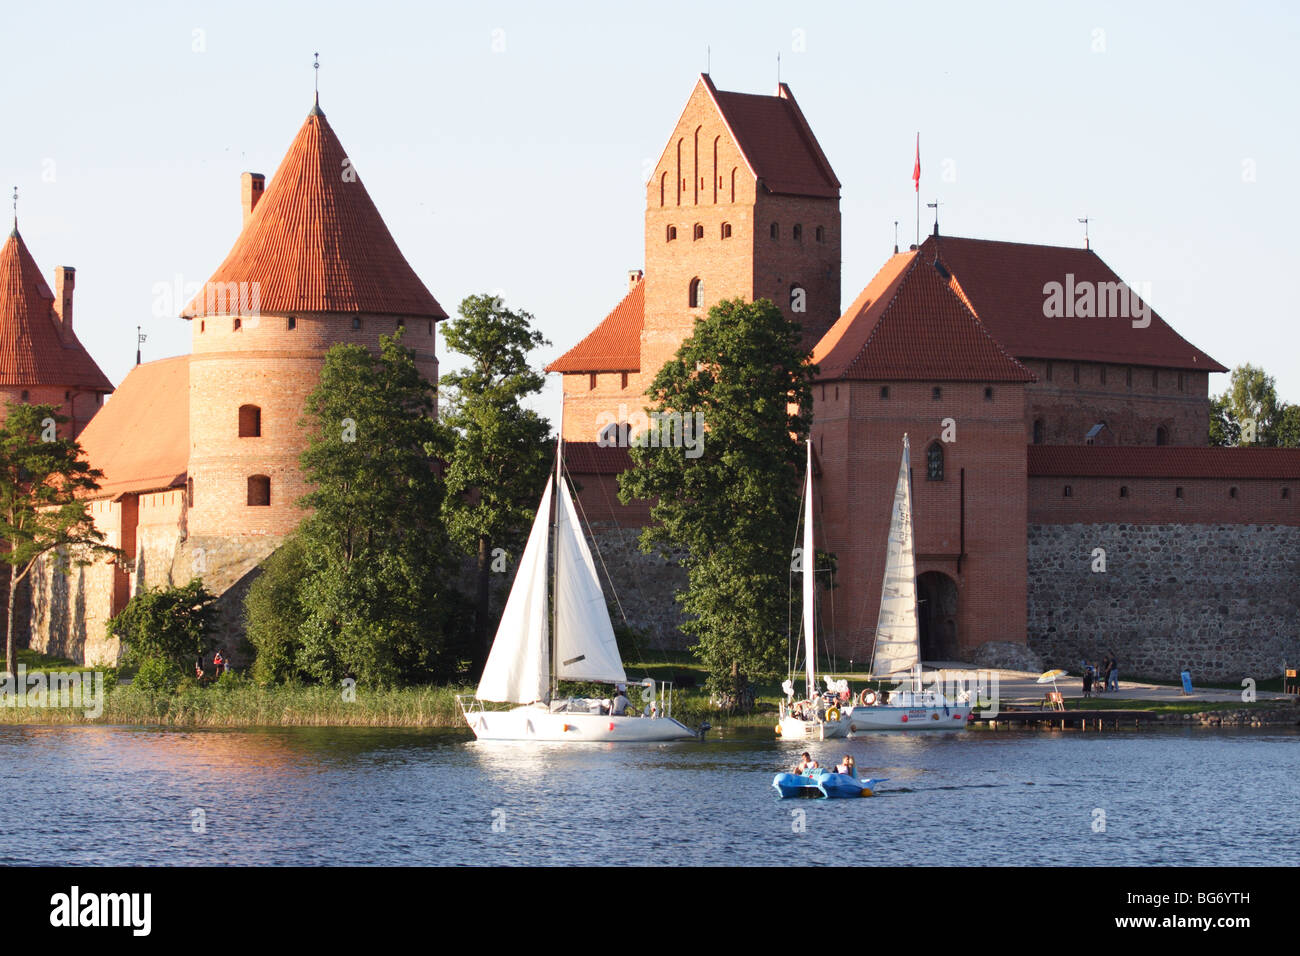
[465,704,698,742]
[776,713,851,740]
[846,703,971,732]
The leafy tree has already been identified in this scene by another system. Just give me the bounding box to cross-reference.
[293,329,463,686]
[1275,405,1300,448]
[618,298,815,709]
[440,294,552,677]
[108,578,217,693]
[1210,364,1299,447]
[244,534,309,685]
[0,404,120,675]
[1208,393,1239,447]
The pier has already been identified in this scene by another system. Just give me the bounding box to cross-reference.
[972,709,1152,730]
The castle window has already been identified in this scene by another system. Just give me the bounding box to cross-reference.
[721,222,732,239]
[693,223,704,240]
[200,321,205,333]
[1175,486,1184,499]
[186,477,194,508]
[287,316,296,331]
[1063,485,1073,498]
[1033,419,1045,444]
[1073,364,1080,384]
[770,223,779,240]
[247,475,271,507]
[1100,365,1107,385]
[20,390,28,402]
[880,386,889,399]
[233,317,242,332]
[926,442,944,481]
[660,171,667,207]
[1229,486,1238,499]
[1045,362,1053,381]
[666,225,677,242]
[1283,487,1291,500]
[238,404,262,438]
[793,224,803,243]
[396,318,405,330]
[1126,367,1133,387]
[932,386,942,401]
[984,386,994,401]
[428,321,434,335]
[730,167,736,203]
[1119,486,1129,498]
[1156,426,1169,446]
[689,277,704,309]
[352,316,362,330]
[1152,369,1159,389]
[816,226,826,243]
[621,372,629,390]
[588,373,597,391]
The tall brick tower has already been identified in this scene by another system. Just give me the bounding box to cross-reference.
[180,97,447,546]
[551,74,841,442]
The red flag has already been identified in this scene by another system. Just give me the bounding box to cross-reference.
[912,134,920,193]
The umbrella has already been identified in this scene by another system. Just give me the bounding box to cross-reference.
[1036,668,1068,694]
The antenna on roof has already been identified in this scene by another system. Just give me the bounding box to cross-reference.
[313,52,320,105]
[707,45,710,75]
[927,200,941,236]
[10,185,16,235]
[777,51,781,86]
[136,325,147,366]
[1078,216,1090,250]
[894,220,899,254]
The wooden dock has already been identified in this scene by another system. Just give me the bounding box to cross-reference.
[972,709,1153,730]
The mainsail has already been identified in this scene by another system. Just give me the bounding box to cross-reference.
[476,477,554,703]
[554,476,627,684]
[801,440,816,701]
[870,435,921,678]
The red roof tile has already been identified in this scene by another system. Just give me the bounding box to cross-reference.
[77,355,189,498]
[561,441,631,475]
[1028,445,1300,480]
[813,250,1035,383]
[0,229,113,391]
[546,278,643,373]
[706,77,840,199]
[182,104,446,320]
[924,235,1224,372]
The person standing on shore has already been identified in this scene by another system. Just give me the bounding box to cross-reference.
[1108,653,1119,692]
[1097,655,1110,694]
[1082,663,1094,698]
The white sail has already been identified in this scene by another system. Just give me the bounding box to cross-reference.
[870,435,921,678]
[476,477,554,704]
[554,476,627,684]
[802,441,816,701]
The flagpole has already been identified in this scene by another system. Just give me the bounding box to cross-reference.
[913,132,920,248]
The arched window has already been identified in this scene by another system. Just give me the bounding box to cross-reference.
[233,317,242,332]
[1033,419,1045,444]
[730,167,736,202]
[287,316,296,331]
[688,277,704,309]
[1229,486,1238,499]
[926,442,944,481]
[666,224,677,242]
[351,316,362,330]
[770,222,779,240]
[815,226,826,243]
[721,222,732,239]
[693,223,704,240]
[1063,485,1073,498]
[1156,426,1169,446]
[1119,486,1129,498]
[792,224,803,243]
[186,477,194,508]
[659,171,667,207]
[247,475,271,507]
[984,386,994,401]
[238,404,261,438]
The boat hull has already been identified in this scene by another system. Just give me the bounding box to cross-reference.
[776,713,851,740]
[465,704,698,742]
[845,703,972,732]
[773,770,886,798]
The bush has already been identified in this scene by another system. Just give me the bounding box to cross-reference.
[133,656,185,695]
[245,536,310,685]
[108,578,217,694]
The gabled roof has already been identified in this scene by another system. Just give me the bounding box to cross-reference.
[182,102,446,320]
[923,235,1224,372]
[546,277,643,374]
[1028,445,1300,480]
[703,75,840,199]
[0,229,113,392]
[813,248,1035,383]
[77,355,189,498]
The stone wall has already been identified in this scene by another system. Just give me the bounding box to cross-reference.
[1027,522,1300,681]
[587,526,691,652]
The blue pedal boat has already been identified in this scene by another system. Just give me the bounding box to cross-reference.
[773,769,887,799]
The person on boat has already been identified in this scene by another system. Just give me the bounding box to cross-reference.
[611,686,630,716]
[835,755,857,778]
[793,753,818,775]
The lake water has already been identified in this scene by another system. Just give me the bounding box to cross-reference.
[4,724,1296,866]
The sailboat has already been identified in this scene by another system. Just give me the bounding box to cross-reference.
[776,440,851,740]
[846,435,971,732]
[458,440,698,742]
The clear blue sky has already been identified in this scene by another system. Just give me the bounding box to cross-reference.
[4,0,1297,424]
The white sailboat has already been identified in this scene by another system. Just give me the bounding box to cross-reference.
[458,441,698,742]
[777,440,851,740]
[846,435,972,732]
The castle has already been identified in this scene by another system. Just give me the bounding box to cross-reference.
[8,76,1300,680]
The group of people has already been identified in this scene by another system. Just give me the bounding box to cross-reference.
[1081,654,1119,697]
[792,752,857,779]
[194,649,231,682]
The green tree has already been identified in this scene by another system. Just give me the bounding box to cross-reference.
[1208,392,1239,447]
[1209,364,1300,447]
[244,534,309,685]
[1275,405,1300,448]
[0,404,120,675]
[618,297,815,709]
[440,294,552,678]
[293,329,462,686]
[108,578,217,693]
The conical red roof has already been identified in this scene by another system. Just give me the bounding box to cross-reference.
[0,228,113,391]
[182,104,446,320]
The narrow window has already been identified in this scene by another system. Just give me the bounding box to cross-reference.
[816,226,826,243]
[984,386,994,401]
[689,277,704,309]
[932,386,942,401]
[926,442,944,481]
[1100,365,1107,385]
[287,316,296,331]
[770,222,779,240]
[659,171,666,207]
[238,404,262,437]
[721,222,732,239]
[200,320,205,333]
[233,317,242,331]
[186,477,194,508]
[1229,486,1238,499]
[1283,487,1291,500]
[793,224,803,242]
[428,321,433,335]
[1046,362,1053,381]
[20,390,28,402]
[247,475,271,507]
[396,318,405,329]
[1175,486,1184,499]
[693,223,704,240]
[1126,367,1133,387]
[1073,364,1080,384]
[1063,485,1073,498]
[589,373,597,391]
[1178,372,1185,391]
[1152,369,1159,388]
[666,224,677,242]
[352,316,362,330]
[1119,486,1129,498]
[1156,426,1169,446]
[620,371,628,390]
[1033,419,1045,444]
[880,386,889,400]
[730,167,736,202]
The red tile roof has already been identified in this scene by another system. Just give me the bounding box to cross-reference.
[561,441,632,475]
[0,229,113,391]
[813,249,1035,383]
[77,355,189,498]
[1028,445,1300,480]
[546,277,643,373]
[705,76,840,199]
[923,235,1224,372]
[182,103,446,320]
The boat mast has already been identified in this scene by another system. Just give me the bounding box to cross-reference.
[550,431,562,704]
[803,439,816,702]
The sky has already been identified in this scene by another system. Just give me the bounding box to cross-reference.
[3,0,1298,426]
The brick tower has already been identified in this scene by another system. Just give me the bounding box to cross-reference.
[180,97,447,545]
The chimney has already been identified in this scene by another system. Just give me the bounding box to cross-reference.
[241,172,266,225]
[54,266,75,340]
[628,269,644,292]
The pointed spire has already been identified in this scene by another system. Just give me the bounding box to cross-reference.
[310,52,324,116]
[10,186,17,238]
